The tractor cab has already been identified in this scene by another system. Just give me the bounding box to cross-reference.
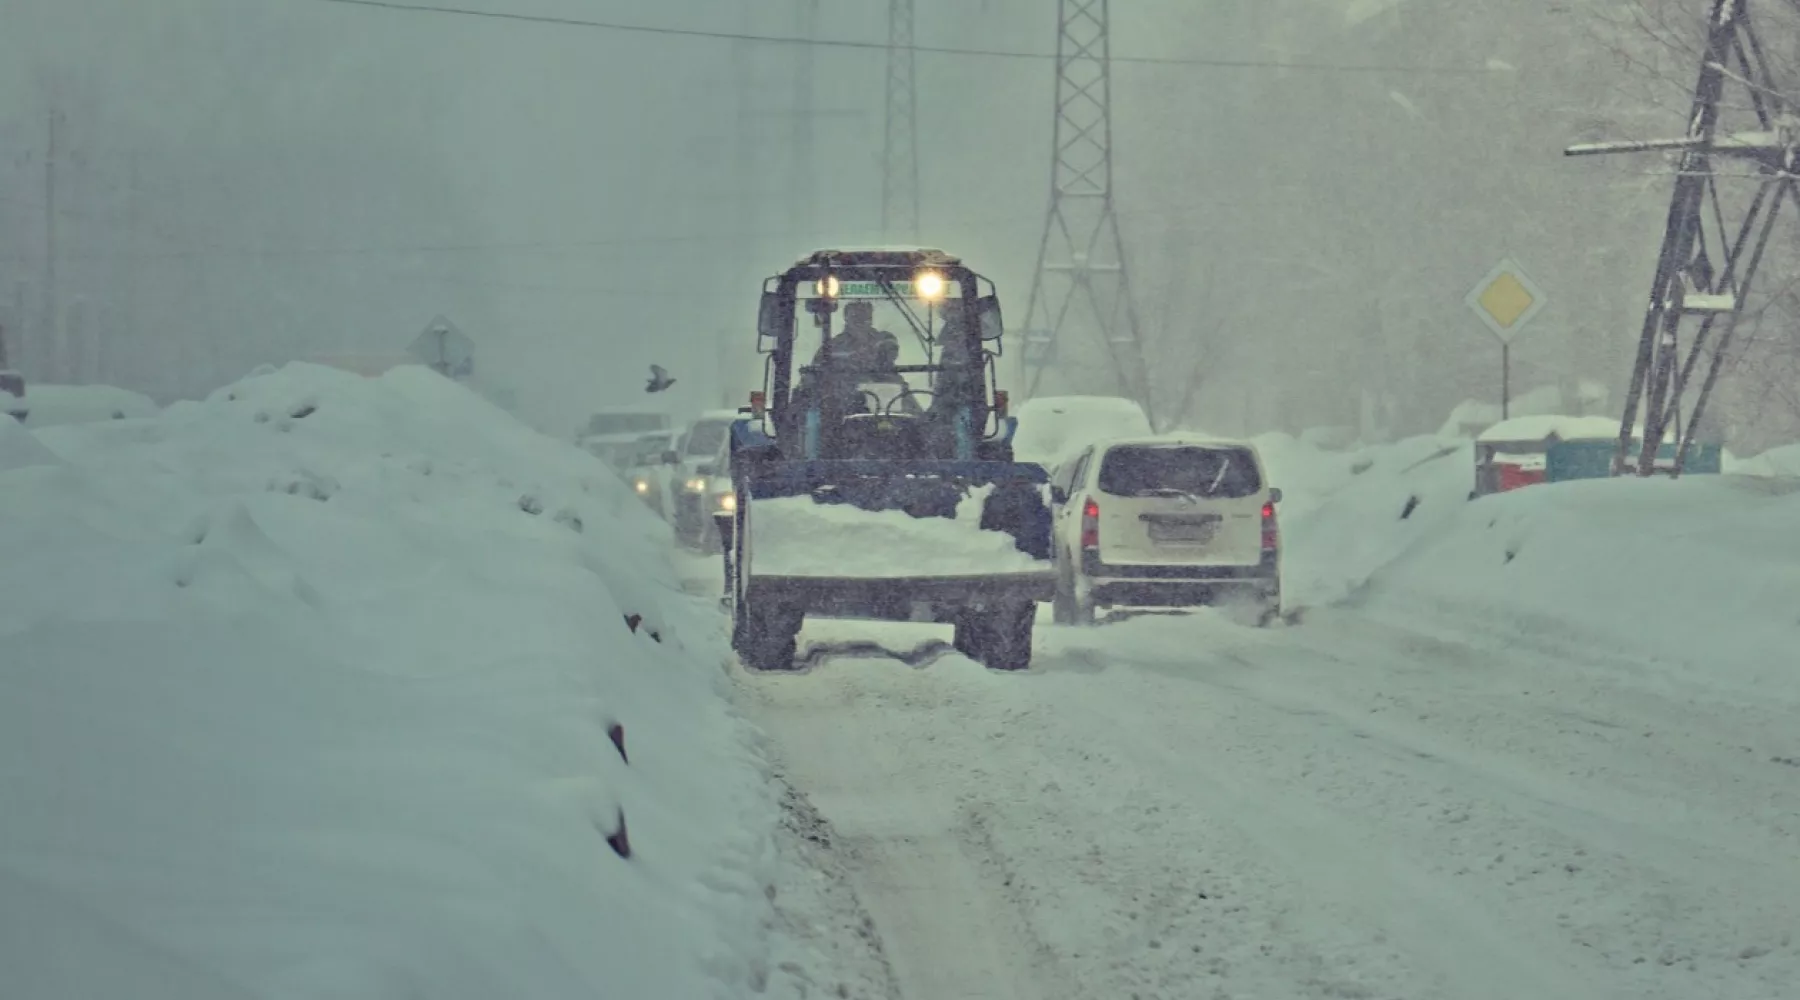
[746,248,1012,464]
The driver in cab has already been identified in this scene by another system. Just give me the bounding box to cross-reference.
[815,300,896,373]
[806,300,921,416]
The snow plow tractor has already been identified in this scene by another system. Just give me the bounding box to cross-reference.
[718,248,1055,672]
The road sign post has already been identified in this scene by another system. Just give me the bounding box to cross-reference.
[1464,259,1546,420]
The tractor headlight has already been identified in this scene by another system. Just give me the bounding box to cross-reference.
[634,479,650,494]
[915,270,946,301]
[717,492,737,513]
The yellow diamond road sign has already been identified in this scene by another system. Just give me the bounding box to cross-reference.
[1465,258,1546,343]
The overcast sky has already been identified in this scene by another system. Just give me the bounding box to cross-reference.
[1,0,1730,439]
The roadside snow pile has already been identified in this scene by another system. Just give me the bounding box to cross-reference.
[1352,474,1800,696]
[1281,428,1799,694]
[751,489,1046,578]
[1012,395,1152,467]
[1260,433,1475,607]
[0,414,62,472]
[1727,441,1800,478]
[20,382,159,426]
[0,363,801,1000]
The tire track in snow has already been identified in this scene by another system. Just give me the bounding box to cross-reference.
[1047,665,1623,1000]
[740,659,1061,1000]
[744,643,1453,999]
[1042,612,1798,999]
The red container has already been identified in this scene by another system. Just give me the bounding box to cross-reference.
[1496,462,1546,492]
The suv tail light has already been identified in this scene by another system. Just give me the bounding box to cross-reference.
[1080,498,1100,550]
[1261,501,1279,552]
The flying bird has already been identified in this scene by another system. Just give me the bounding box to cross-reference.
[645,365,676,393]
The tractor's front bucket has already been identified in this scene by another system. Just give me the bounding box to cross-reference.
[734,459,1055,625]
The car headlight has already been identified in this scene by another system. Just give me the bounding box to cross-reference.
[716,492,737,512]
[685,477,707,492]
[634,479,650,494]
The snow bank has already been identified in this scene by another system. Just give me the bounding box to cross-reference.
[1476,413,1624,444]
[1727,441,1800,478]
[1436,381,1605,438]
[1272,433,1475,607]
[1012,395,1152,467]
[19,382,159,427]
[750,488,1046,578]
[1272,423,1799,699]
[0,363,796,999]
[1352,474,1800,699]
[0,415,62,472]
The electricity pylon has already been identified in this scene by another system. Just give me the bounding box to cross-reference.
[1020,0,1152,421]
[883,0,919,241]
[792,0,819,243]
[1567,0,1799,475]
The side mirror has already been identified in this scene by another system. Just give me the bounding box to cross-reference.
[757,291,784,344]
[661,450,680,465]
[1050,485,1069,505]
[977,294,1005,341]
[1268,487,1284,505]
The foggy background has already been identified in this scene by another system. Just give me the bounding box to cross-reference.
[4,0,1788,447]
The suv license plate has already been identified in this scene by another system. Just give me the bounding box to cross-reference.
[1150,522,1215,544]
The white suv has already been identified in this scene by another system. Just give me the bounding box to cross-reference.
[1048,437,1282,625]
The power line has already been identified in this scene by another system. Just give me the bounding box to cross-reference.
[295,0,1496,76]
[5,195,1232,265]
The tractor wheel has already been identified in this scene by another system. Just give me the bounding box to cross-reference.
[976,603,1035,672]
[1063,565,1097,627]
[1052,566,1076,626]
[739,601,802,672]
[952,615,981,659]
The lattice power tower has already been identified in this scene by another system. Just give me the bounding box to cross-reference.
[883,0,919,241]
[1567,0,1800,475]
[1021,0,1152,418]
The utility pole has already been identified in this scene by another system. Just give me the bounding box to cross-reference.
[882,0,919,241]
[1566,0,1795,476]
[1021,0,1153,423]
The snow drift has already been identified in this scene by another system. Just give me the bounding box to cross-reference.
[1011,395,1152,467]
[18,382,160,427]
[0,363,795,999]
[1273,428,1798,701]
[1349,472,1800,699]
[1254,430,1474,609]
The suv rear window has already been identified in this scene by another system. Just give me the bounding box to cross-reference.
[1098,445,1262,499]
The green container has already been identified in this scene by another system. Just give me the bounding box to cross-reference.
[1546,440,1722,481]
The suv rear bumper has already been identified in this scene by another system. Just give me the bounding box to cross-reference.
[1081,552,1278,608]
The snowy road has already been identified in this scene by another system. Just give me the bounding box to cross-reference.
[737,606,1800,1000]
